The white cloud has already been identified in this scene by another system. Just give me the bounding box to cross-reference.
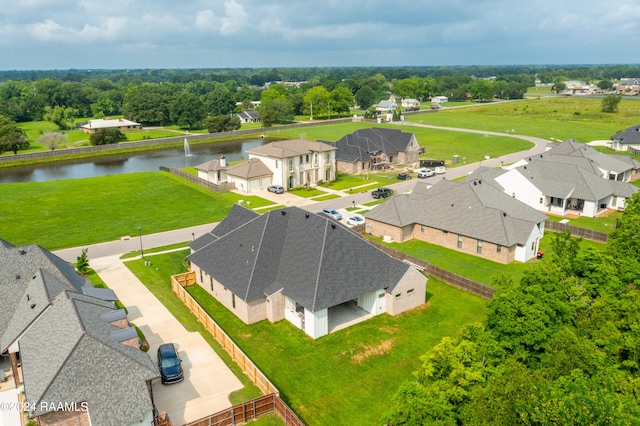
[220,0,248,35]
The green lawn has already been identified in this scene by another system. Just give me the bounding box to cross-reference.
[405,97,640,142]
[288,187,327,198]
[123,248,487,425]
[545,211,623,233]
[0,171,269,250]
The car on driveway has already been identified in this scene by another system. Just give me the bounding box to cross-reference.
[268,185,284,194]
[372,187,393,199]
[417,168,435,178]
[157,343,184,385]
[346,216,365,226]
[397,171,411,180]
[322,208,342,220]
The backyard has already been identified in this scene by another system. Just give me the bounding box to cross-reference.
[124,249,488,426]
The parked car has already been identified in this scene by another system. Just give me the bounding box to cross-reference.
[397,171,411,180]
[346,216,365,226]
[417,168,435,178]
[372,187,393,199]
[268,185,284,194]
[322,208,342,220]
[157,343,184,385]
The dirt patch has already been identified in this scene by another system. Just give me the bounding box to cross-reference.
[351,339,395,364]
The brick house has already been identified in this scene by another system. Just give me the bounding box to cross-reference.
[80,118,142,134]
[365,179,547,264]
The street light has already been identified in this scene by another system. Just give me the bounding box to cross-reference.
[138,225,144,258]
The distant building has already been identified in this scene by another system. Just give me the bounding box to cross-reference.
[80,118,141,134]
[235,110,261,124]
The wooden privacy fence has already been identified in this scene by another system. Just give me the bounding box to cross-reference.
[545,220,609,243]
[171,272,279,396]
[159,167,236,193]
[185,394,304,426]
[367,241,496,300]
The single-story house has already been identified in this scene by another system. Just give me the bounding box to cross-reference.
[235,110,261,124]
[365,179,547,263]
[486,139,640,217]
[246,139,337,189]
[0,239,159,426]
[374,100,397,112]
[611,124,640,152]
[188,205,427,339]
[401,99,420,111]
[431,96,449,103]
[328,127,422,174]
[80,118,142,134]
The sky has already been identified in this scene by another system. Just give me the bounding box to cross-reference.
[1,0,639,70]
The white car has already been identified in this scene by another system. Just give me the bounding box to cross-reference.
[417,168,435,178]
[346,216,365,226]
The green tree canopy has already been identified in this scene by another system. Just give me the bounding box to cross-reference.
[602,93,622,113]
[89,127,126,145]
[0,115,29,154]
[170,92,205,129]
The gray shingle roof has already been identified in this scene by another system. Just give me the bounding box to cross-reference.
[246,139,336,158]
[188,206,411,311]
[544,139,640,172]
[225,158,273,179]
[612,124,640,145]
[366,179,547,247]
[188,204,260,251]
[195,159,225,172]
[331,128,417,163]
[20,291,158,426]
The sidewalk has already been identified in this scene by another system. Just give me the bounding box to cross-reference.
[90,255,243,425]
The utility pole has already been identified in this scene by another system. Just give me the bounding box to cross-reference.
[310,102,313,121]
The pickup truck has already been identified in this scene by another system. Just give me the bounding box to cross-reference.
[372,187,393,199]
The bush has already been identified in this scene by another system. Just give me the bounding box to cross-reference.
[90,128,127,145]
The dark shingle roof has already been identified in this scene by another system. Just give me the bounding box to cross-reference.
[332,128,417,162]
[612,124,640,145]
[188,204,260,251]
[188,206,411,311]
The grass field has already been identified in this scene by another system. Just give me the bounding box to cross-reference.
[124,248,488,425]
[0,171,271,250]
[406,97,640,142]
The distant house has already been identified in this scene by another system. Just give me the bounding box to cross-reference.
[195,156,272,193]
[329,128,421,174]
[374,100,397,112]
[611,124,640,152]
[365,179,547,263]
[477,139,639,217]
[614,78,640,95]
[431,96,448,103]
[80,117,141,134]
[188,205,427,339]
[0,239,159,426]
[401,99,420,111]
[235,110,261,124]
[246,139,337,189]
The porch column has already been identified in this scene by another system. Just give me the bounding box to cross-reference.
[9,352,21,387]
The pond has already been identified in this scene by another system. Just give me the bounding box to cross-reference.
[0,138,268,183]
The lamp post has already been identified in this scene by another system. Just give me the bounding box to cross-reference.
[138,225,144,258]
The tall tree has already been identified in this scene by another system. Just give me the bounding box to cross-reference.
[203,86,236,116]
[37,131,68,151]
[601,94,622,113]
[0,115,29,154]
[170,92,205,129]
[303,86,330,118]
[354,86,375,110]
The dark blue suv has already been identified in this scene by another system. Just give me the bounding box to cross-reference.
[157,343,184,384]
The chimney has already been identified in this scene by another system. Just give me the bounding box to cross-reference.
[220,156,226,167]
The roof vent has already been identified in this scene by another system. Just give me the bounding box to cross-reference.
[479,180,482,184]
[473,181,477,185]
[26,294,30,301]
[331,223,336,229]
[30,304,36,309]
[503,212,507,217]
[281,210,287,216]
[19,249,26,255]
[305,213,310,219]
[16,274,20,280]
[451,203,454,207]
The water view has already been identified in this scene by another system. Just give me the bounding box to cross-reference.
[0,138,268,183]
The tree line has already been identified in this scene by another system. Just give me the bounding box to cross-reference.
[383,192,640,425]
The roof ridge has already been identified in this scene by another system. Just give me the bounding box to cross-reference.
[246,212,271,301]
[311,220,329,312]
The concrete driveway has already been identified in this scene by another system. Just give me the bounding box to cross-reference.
[90,255,243,425]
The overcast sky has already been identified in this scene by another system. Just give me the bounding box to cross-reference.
[1,0,639,70]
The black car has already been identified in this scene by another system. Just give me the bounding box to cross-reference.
[157,343,184,384]
[371,187,393,199]
[397,172,411,180]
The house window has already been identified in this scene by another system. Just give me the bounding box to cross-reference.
[512,193,516,198]
[457,234,463,248]
[210,277,213,291]
[305,154,309,163]
[421,225,425,232]
[497,244,502,253]
[532,241,535,251]
[300,155,303,164]
[232,294,236,309]
[314,153,318,165]
[477,240,483,254]
[395,293,402,299]
[275,160,279,169]
[326,153,330,163]
[288,160,293,171]
[199,269,203,283]
[407,289,414,295]
[539,197,543,204]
